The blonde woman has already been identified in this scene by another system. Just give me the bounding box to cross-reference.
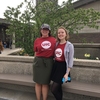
[51,26,74,100]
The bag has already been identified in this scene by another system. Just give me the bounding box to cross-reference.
[62,72,71,83]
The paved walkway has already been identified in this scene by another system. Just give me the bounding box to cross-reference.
[0,48,21,56]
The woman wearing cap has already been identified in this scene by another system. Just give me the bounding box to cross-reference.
[33,24,56,100]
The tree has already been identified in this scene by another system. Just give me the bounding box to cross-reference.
[4,0,100,56]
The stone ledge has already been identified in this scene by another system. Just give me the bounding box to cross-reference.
[73,43,100,48]
[74,59,100,67]
[0,74,100,98]
[0,56,34,63]
[0,74,34,87]
[0,56,100,67]
[63,81,100,98]
[0,56,100,83]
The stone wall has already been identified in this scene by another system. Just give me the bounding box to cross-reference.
[0,56,33,75]
[73,43,100,59]
[70,33,100,43]
[70,0,100,44]
[0,55,100,84]
[72,59,100,84]
[75,0,100,34]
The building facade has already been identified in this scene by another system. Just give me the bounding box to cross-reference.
[74,0,100,34]
[0,18,11,48]
[70,0,100,43]
[0,0,100,44]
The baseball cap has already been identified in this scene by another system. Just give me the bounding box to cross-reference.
[41,24,51,31]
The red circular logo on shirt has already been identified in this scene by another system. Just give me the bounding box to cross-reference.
[55,48,62,57]
[41,41,51,49]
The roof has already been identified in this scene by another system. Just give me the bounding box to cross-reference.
[0,18,9,24]
[0,18,10,27]
[73,0,98,8]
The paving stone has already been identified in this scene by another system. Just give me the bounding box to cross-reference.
[0,98,8,100]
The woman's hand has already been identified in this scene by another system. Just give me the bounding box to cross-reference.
[64,73,68,80]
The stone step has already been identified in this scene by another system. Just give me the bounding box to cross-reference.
[0,88,56,100]
[0,88,70,100]
[0,74,100,100]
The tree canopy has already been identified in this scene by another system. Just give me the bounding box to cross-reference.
[4,0,100,56]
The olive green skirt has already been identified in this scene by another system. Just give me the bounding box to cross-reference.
[33,56,54,85]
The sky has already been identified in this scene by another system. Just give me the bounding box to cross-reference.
[0,0,76,18]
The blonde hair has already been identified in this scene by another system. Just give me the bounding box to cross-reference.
[56,26,69,42]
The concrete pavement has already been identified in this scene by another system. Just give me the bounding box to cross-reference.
[0,48,21,56]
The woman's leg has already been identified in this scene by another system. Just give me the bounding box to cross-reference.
[51,82,62,100]
[35,83,42,100]
[42,85,49,100]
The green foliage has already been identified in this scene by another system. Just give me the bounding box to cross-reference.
[4,0,100,56]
